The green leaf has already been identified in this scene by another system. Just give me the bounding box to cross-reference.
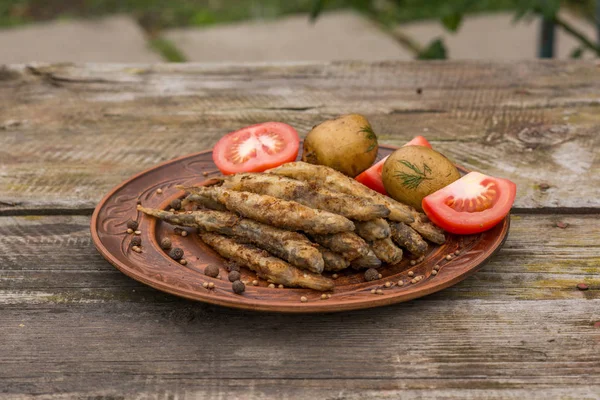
[310,0,326,23]
[570,47,584,59]
[417,38,447,60]
[441,12,462,32]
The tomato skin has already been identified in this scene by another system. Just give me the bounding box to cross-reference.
[422,172,516,235]
[404,135,432,148]
[212,122,299,175]
[354,136,432,193]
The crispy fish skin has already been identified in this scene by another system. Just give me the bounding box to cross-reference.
[181,194,228,211]
[370,237,403,265]
[318,248,350,272]
[180,185,354,235]
[390,222,429,257]
[199,232,334,291]
[350,249,382,269]
[354,218,391,241]
[410,213,446,244]
[220,173,390,221]
[267,162,414,224]
[311,232,370,261]
[138,206,324,273]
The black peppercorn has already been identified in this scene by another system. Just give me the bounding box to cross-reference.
[364,268,379,282]
[204,264,219,278]
[228,270,241,282]
[130,236,142,247]
[126,219,138,230]
[160,237,172,250]
[168,247,184,260]
[169,198,182,210]
[232,280,245,294]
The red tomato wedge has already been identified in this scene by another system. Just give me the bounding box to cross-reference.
[355,135,432,194]
[422,172,516,235]
[213,122,300,175]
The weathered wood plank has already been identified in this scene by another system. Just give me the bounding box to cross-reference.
[1,61,599,212]
[0,214,598,398]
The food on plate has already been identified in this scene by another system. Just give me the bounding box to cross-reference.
[319,248,351,272]
[302,114,378,177]
[370,237,403,264]
[354,218,391,241]
[220,173,390,220]
[180,185,355,235]
[355,135,432,195]
[382,145,460,212]
[137,206,325,273]
[310,232,370,261]
[268,162,414,224]
[212,122,300,175]
[390,222,429,257]
[350,249,382,269]
[181,194,228,211]
[199,232,334,291]
[422,171,516,234]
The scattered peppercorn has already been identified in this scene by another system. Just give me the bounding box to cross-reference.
[431,270,438,276]
[130,236,142,247]
[327,294,331,298]
[228,271,241,282]
[202,282,209,288]
[169,208,176,213]
[371,289,376,294]
[156,188,163,194]
[332,274,339,279]
[445,254,452,261]
[132,246,141,253]
[321,294,328,300]
[168,247,184,260]
[410,260,417,266]
[232,280,245,294]
[278,284,284,289]
[179,259,188,265]
[300,296,308,303]
[208,282,215,289]
[126,228,134,234]
[181,230,188,237]
[577,283,589,291]
[376,289,383,295]
[160,237,172,250]
[397,280,404,286]
[268,283,275,289]
[378,273,383,279]
[385,281,391,288]
[454,250,460,256]
[204,264,219,278]
[411,279,417,284]
[433,264,440,271]
[170,198,182,210]
[126,220,138,230]
[252,280,258,286]
[202,171,209,177]
[364,268,379,281]
[174,228,183,236]
[134,230,141,235]
[408,271,414,277]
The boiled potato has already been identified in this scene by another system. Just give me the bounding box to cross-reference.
[302,114,378,177]
[382,146,460,211]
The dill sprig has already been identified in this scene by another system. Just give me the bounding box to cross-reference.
[359,125,378,152]
[394,160,432,190]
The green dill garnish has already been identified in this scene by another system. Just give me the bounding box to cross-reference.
[359,125,377,152]
[394,160,432,190]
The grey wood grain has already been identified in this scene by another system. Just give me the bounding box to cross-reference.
[1,61,599,213]
[0,214,598,399]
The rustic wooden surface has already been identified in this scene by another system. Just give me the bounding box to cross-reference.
[0,61,599,399]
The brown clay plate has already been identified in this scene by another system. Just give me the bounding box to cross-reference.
[91,145,510,313]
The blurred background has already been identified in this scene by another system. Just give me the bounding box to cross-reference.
[0,0,598,63]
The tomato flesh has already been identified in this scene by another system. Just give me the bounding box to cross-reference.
[355,136,432,193]
[213,122,299,175]
[422,172,516,235]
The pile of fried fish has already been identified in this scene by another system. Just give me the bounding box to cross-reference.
[139,162,446,292]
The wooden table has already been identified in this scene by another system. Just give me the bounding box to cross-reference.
[1,61,599,399]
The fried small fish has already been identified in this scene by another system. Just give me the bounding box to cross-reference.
[350,249,382,269]
[370,237,403,265]
[220,173,390,221]
[138,206,324,273]
[179,185,354,235]
[390,222,429,257]
[354,218,391,241]
[410,213,446,244]
[181,194,227,212]
[267,162,414,224]
[199,232,334,291]
[310,232,370,261]
[318,247,350,272]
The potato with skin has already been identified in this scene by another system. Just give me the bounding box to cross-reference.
[382,146,460,211]
[302,114,378,177]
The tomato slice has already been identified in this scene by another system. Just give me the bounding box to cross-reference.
[212,122,300,175]
[422,172,516,235]
[404,135,432,148]
[355,136,432,194]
